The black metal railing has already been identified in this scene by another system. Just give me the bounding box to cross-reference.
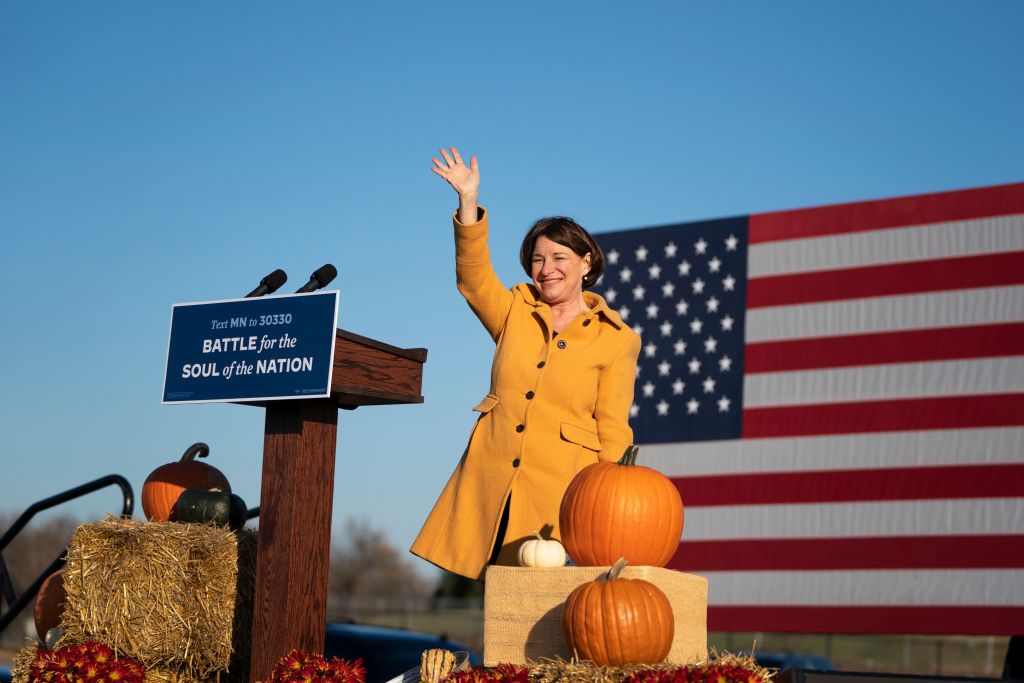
[0,474,134,634]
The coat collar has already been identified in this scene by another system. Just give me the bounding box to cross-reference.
[513,283,625,329]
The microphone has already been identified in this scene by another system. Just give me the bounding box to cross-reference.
[245,269,288,297]
[295,264,337,293]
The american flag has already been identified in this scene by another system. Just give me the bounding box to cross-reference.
[594,182,1024,635]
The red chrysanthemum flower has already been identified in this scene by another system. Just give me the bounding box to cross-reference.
[286,652,305,672]
[124,662,145,683]
[328,657,361,683]
[305,664,322,682]
[272,651,305,683]
[264,651,365,683]
[107,659,131,683]
[449,664,530,683]
[491,663,529,683]
[28,642,145,683]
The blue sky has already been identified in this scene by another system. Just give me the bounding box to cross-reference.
[2,2,1021,578]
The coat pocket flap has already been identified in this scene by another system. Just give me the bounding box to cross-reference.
[472,394,500,413]
[560,422,602,451]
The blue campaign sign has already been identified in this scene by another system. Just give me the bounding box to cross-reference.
[162,291,339,404]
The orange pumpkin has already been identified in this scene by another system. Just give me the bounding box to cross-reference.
[34,568,66,641]
[559,445,683,567]
[142,442,230,521]
[562,558,674,666]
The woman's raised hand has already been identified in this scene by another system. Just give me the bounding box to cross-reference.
[432,146,479,199]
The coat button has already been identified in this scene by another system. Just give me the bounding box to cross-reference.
[516,424,525,433]
[583,319,591,327]
[526,391,535,400]
[537,361,546,369]
[512,458,521,468]
[557,339,567,349]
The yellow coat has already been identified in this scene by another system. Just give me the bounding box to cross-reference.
[411,207,641,580]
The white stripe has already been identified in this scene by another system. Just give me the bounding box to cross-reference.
[745,285,1024,343]
[749,214,1024,278]
[683,499,1024,540]
[701,569,1024,606]
[743,357,1024,407]
[642,428,1024,477]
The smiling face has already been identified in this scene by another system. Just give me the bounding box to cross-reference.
[531,235,592,305]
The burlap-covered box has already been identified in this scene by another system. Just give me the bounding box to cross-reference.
[483,565,708,666]
[60,518,256,682]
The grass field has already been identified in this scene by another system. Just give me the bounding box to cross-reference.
[711,631,1009,677]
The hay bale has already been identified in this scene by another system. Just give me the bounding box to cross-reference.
[525,652,772,683]
[59,517,256,680]
[10,640,40,683]
[145,666,220,683]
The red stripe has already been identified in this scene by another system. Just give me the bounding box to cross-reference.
[748,182,1024,244]
[746,251,1024,308]
[708,605,1024,635]
[674,464,1024,507]
[742,394,1024,438]
[671,536,1024,571]
[745,322,1024,374]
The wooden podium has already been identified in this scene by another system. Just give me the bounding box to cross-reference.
[247,328,426,682]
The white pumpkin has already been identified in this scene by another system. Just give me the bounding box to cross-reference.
[518,531,567,567]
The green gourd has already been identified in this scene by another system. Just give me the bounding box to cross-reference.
[174,487,247,530]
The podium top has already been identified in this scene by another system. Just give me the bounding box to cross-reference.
[330,328,427,408]
[234,327,426,409]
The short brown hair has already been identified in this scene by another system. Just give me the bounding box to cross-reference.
[519,216,605,289]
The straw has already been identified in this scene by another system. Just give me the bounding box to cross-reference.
[523,652,772,683]
[58,517,256,681]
